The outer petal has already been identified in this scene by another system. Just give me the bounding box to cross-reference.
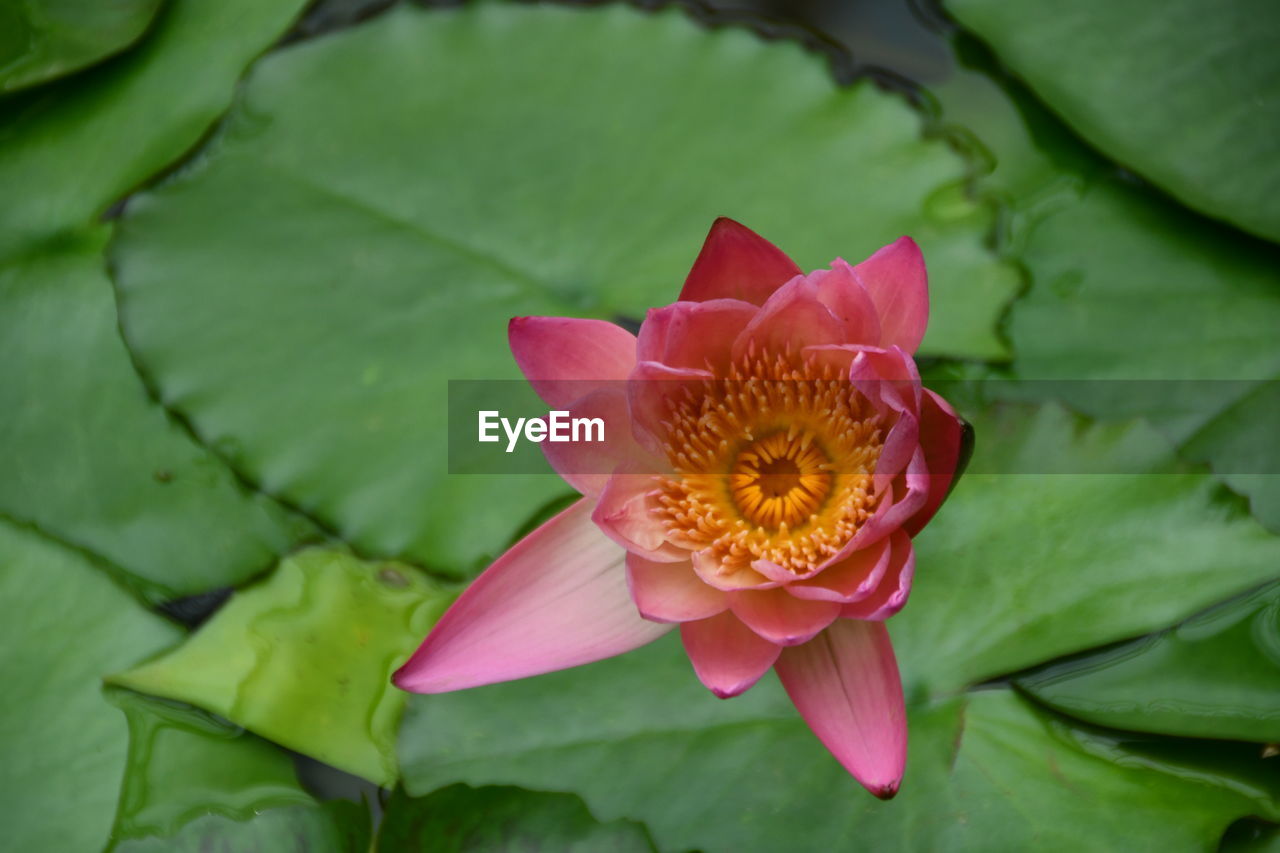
[636,299,758,373]
[775,620,907,798]
[788,536,892,603]
[541,386,659,498]
[394,500,669,693]
[510,316,637,408]
[680,610,782,698]
[841,531,915,621]
[729,587,841,646]
[627,554,728,623]
[678,217,802,305]
[851,236,929,354]
[904,389,969,537]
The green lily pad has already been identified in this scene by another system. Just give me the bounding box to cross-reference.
[946,0,1280,242]
[379,785,656,852]
[0,227,315,600]
[0,0,308,262]
[110,547,454,786]
[0,517,180,853]
[0,0,165,93]
[1017,581,1280,742]
[400,634,1280,853]
[105,689,371,852]
[110,1,1019,577]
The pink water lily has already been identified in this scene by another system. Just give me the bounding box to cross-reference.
[395,218,968,798]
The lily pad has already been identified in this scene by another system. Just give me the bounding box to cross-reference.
[111,1,1018,577]
[110,547,454,786]
[946,0,1280,242]
[0,0,165,93]
[0,227,315,600]
[0,517,180,853]
[1017,581,1280,742]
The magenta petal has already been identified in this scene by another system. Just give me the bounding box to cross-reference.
[636,299,758,373]
[509,317,637,408]
[394,500,670,693]
[841,531,915,620]
[729,588,841,646]
[679,217,803,305]
[775,620,907,798]
[680,611,782,698]
[904,388,967,537]
[627,554,728,623]
[851,236,929,354]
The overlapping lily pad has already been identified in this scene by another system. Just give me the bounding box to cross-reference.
[111,1,1018,577]
[946,0,1280,242]
[111,548,454,786]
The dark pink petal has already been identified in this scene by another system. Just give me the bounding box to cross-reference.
[847,345,922,422]
[541,386,658,498]
[873,408,920,493]
[775,620,907,798]
[731,276,846,361]
[681,610,782,698]
[678,217,803,305]
[692,549,779,591]
[394,500,669,693]
[808,260,882,347]
[787,536,893,603]
[592,470,686,563]
[729,588,842,646]
[627,554,728,623]
[509,317,636,408]
[852,237,929,354]
[841,531,915,620]
[636,299,758,373]
[904,389,967,537]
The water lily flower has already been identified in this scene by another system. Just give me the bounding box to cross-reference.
[395,218,969,798]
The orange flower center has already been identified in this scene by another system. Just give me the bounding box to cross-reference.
[655,347,884,578]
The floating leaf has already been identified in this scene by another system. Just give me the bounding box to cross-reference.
[111,1,1018,576]
[111,548,454,786]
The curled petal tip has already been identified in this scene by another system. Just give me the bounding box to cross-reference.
[872,781,901,801]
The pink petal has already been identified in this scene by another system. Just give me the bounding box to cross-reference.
[787,536,893,603]
[904,389,968,537]
[692,549,778,591]
[627,554,728,623]
[592,470,687,563]
[774,620,907,798]
[729,587,841,646]
[841,531,915,620]
[636,299,758,373]
[852,237,929,354]
[626,360,713,455]
[731,276,846,361]
[809,259,883,347]
[394,500,669,693]
[541,386,659,498]
[681,610,782,698]
[510,316,637,408]
[678,217,803,305]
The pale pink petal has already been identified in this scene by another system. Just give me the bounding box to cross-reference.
[636,299,758,373]
[904,389,969,537]
[680,611,782,698]
[774,620,907,798]
[509,317,636,408]
[592,470,686,563]
[541,387,659,498]
[841,531,915,620]
[851,237,929,354]
[809,259,882,347]
[394,500,669,693]
[731,276,845,361]
[692,549,777,591]
[788,536,893,603]
[678,217,803,305]
[729,587,841,646]
[627,554,728,623]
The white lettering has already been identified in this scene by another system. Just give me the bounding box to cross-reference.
[548,410,570,441]
[502,417,526,453]
[478,411,500,442]
[481,410,607,452]
[573,417,604,442]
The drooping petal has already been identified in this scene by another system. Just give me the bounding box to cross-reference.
[509,316,637,408]
[774,620,907,798]
[680,610,782,698]
[627,554,728,623]
[729,587,841,646]
[787,536,893,603]
[678,217,803,305]
[592,469,687,563]
[636,299,758,373]
[541,386,659,498]
[904,389,969,537]
[394,500,669,693]
[841,531,915,620]
[851,236,929,354]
